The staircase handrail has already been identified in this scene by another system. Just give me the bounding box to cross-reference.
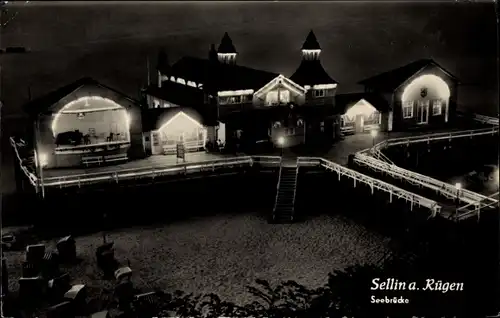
[273,160,284,216]
[292,161,299,212]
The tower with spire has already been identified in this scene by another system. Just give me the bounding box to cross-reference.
[290,30,337,93]
[217,32,237,65]
[301,30,322,61]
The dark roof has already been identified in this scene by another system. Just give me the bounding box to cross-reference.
[144,81,204,108]
[302,30,321,50]
[290,60,337,86]
[171,56,278,91]
[141,106,217,132]
[335,92,391,113]
[358,59,459,91]
[23,77,141,116]
[218,32,237,54]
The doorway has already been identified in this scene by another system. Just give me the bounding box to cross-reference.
[417,101,429,124]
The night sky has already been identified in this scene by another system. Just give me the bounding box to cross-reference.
[0,1,497,120]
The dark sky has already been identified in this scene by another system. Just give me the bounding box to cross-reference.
[0,1,497,118]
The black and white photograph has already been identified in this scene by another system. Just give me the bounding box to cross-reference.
[1,1,499,317]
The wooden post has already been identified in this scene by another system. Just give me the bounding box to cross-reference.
[1,254,8,297]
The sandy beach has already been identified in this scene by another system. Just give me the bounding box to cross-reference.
[4,213,390,306]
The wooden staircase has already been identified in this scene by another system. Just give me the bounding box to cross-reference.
[271,163,298,224]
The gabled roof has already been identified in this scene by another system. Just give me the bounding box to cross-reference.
[23,77,141,116]
[171,56,278,91]
[290,60,337,86]
[358,59,459,92]
[141,106,217,132]
[144,81,204,108]
[218,32,237,54]
[302,30,321,50]
[335,92,391,113]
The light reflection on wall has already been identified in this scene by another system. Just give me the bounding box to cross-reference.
[402,74,451,102]
[51,96,130,144]
[344,99,378,121]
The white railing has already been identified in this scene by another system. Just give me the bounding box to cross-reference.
[273,163,284,216]
[473,114,499,126]
[455,192,499,220]
[34,156,282,189]
[297,157,441,217]
[382,127,498,147]
[354,152,497,205]
[292,164,299,209]
[9,137,37,187]
[353,114,499,220]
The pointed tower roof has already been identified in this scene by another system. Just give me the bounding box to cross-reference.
[302,30,321,50]
[217,32,237,54]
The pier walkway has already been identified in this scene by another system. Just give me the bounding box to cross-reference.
[353,114,499,220]
[9,113,498,221]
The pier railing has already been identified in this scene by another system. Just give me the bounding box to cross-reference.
[455,192,499,221]
[297,157,441,217]
[9,137,38,187]
[354,114,499,220]
[354,152,497,205]
[15,154,283,189]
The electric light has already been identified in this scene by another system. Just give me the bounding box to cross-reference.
[51,96,126,137]
[217,53,237,58]
[125,112,131,129]
[401,74,451,103]
[370,129,378,138]
[302,49,321,54]
[311,84,337,90]
[277,136,285,146]
[36,151,48,167]
[455,182,462,190]
[345,99,377,118]
[254,75,306,98]
[218,90,254,97]
[157,111,207,145]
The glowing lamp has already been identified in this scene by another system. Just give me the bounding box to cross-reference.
[35,151,48,167]
[125,112,131,129]
[277,137,285,146]
[455,182,462,190]
[370,129,378,138]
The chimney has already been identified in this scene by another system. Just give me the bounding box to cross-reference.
[208,44,218,63]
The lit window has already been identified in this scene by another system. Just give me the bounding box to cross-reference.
[320,121,325,132]
[229,96,241,104]
[432,100,442,116]
[403,101,414,118]
[314,89,325,98]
